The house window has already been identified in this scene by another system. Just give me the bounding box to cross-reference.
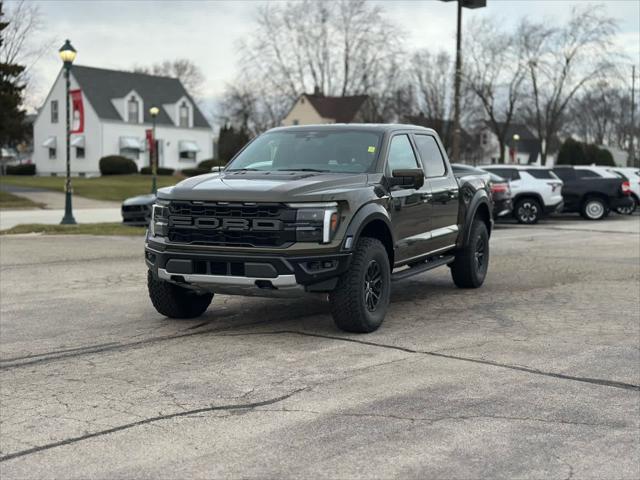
[481,133,488,146]
[128,96,139,123]
[179,102,189,128]
[179,151,196,161]
[76,147,85,159]
[292,119,299,125]
[51,100,59,123]
[120,148,139,160]
[49,148,56,159]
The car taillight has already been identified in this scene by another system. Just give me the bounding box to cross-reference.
[491,183,508,193]
[622,181,631,195]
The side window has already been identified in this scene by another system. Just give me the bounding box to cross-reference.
[414,134,446,177]
[485,168,520,181]
[387,134,419,172]
[578,169,601,178]
[553,169,575,181]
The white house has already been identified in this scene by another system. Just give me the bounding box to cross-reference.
[33,65,214,176]
[476,122,543,165]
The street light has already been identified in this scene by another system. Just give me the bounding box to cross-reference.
[512,133,520,164]
[440,0,487,163]
[149,106,160,194]
[59,39,77,225]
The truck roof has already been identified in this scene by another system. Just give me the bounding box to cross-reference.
[267,123,437,135]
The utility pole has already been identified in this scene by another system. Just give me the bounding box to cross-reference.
[440,0,486,163]
[630,65,637,167]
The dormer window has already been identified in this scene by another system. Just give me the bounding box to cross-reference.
[128,96,139,123]
[179,101,189,128]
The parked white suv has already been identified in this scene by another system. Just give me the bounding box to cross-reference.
[611,167,640,214]
[481,165,563,224]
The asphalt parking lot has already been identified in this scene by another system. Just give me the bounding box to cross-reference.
[1,215,639,479]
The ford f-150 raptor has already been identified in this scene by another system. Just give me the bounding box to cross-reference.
[145,124,493,333]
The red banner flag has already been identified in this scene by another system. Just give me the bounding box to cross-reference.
[146,129,154,155]
[69,89,84,134]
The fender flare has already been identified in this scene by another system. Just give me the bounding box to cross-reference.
[342,202,394,250]
[512,192,545,208]
[458,191,492,248]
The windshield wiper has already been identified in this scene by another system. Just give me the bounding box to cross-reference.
[226,168,260,172]
[277,168,330,173]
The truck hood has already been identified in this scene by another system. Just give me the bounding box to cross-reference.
[158,171,370,203]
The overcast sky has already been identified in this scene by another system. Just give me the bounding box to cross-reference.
[16,0,640,117]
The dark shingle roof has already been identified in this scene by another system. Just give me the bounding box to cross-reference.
[304,94,368,123]
[71,65,210,128]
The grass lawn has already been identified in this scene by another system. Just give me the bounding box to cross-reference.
[0,175,179,202]
[0,191,45,209]
[0,223,146,236]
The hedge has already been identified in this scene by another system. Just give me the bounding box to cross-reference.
[6,164,36,175]
[99,156,138,175]
[181,167,210,177]
[140,166,175,175]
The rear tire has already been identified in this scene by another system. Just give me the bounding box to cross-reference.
[451,219,489,288]
[580,197,607,220]
[329,237,391,333]
[147,271,213,319]
[514,198,541,224]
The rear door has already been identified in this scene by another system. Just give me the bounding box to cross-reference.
[413,133,460,252]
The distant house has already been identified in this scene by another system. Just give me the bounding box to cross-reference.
[33,65,214,176]
[282,91,373,126]
[405,113,480,164]
[476,122,543,165]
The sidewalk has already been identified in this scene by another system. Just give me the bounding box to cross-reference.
[0,184,120,209]
[0,184,122,229]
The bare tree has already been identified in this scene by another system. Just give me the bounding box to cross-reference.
[0,0,52,106]
[223,0,405,130]
[520,5,618,164]
[464,18,527,163]
[412,50,452,125]
[133,58,205,98]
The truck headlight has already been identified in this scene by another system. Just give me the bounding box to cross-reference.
[288,202,339,244]
[149,203,168,237]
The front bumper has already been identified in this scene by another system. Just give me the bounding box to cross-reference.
[145,244,351,297]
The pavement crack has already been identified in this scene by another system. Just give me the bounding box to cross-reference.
[0,388,305,463]
[219,330,640,392]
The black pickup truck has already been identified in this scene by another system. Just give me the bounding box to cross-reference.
[145,124,493,333]
[552,167,634,220]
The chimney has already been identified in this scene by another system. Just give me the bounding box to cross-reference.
[313,85,323,96]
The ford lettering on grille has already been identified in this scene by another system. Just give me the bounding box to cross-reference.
[171,216,282,231]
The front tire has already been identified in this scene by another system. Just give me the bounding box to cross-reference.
[147,271,213,319]
[581,197,607,220]
[514,198,541,224]
[451,219,489,288]
[329,237,391,333]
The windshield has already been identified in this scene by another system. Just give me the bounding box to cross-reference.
[226,130,382,174]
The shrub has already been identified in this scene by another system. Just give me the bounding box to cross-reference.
[197,158,227,170]
[583,143,601,165]
[181,167,210,177]
[557,138,586,165]
[596,148,615,166]
[6,163,36,175]
[99,156,138,175]
[140,166,175,175]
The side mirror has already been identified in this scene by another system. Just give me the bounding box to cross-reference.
[390,169,425,189]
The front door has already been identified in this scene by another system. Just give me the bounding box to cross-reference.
[385,134,432,264]
[413,134,460,252]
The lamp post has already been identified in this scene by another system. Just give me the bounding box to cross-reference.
[149,106,159,194]
[440,0,487,163]
[512,133,520,164]
[59,39,77,225]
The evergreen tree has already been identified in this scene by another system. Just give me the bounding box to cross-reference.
[217,123,250,163]
[557,138,586,165]
[0,1,27,148]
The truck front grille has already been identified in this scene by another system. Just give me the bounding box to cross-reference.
[166,201,297,247]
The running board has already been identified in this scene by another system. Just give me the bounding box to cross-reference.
[391,255,455,281]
